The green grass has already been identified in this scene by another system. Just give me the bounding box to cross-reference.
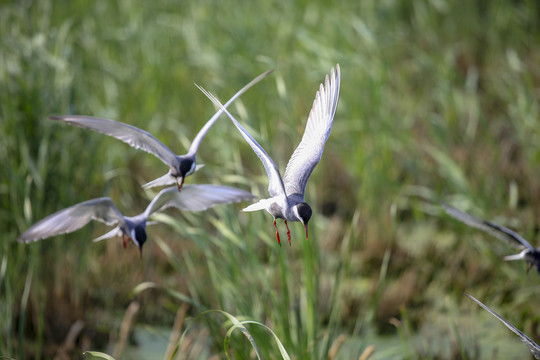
[2,0,540,359]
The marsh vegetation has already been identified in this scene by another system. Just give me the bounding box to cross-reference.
[2,0,540,359]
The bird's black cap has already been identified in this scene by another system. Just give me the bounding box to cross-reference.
[297,202,312,224]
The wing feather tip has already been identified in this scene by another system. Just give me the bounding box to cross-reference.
[17,236,29,243]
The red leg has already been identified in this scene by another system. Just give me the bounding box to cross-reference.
[273,219,281,245]
[284,220,291,246]
[122,234,131,249]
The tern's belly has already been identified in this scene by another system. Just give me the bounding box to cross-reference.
[267,202,286,220]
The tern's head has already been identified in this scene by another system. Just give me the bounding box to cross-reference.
[171,157,196,190]
[131,225,147,257]
[294,202,312,240]
[524,250,540,275]
[172,157,196,178]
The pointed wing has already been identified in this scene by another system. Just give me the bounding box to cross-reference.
[187,69,274,156]
[50,115,177,166]
[18,198,125,243]
[466,294,540,359]
[195,85,286,198]
[283,65,341,197]
[144,184,255,215]
[443,204,535,251]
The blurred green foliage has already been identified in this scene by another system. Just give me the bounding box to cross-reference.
[2,0,540,359]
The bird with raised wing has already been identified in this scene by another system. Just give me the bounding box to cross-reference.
[18,184,254,256]
[443,204,540,274]
[50,70,273,191]
[466,293,540,359]
[197,65,340,245]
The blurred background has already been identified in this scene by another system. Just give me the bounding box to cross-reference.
[2,0,540,359]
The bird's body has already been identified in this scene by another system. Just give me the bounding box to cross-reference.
[18,196,147,253]
[197,65,341,245]
[19,184,254,255]
[443,204,540,274]
[50,70,273,190]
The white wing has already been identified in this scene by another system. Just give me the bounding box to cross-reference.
[283,65,341,197]
[196,85,287,198]
[50,116,177,166]
[144,184,255,216]
[187,70,274,156]
[466,294,540,359]
[18,198,125,243]
[443,204,535,251]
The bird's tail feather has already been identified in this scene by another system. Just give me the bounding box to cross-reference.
[194,164,205,171]
[142,173,175,189]
[93,227,121,242]
[504,250,527,261]
[243,198,271,212]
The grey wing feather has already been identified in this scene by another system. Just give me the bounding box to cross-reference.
[443,204,535,251]
[18,198,125,243]
[145,184,254,215]
[283,65,341,197]
[187,70,274,156]
[466,294,540,359]
[50,116,177,166]
[195,85,287,198]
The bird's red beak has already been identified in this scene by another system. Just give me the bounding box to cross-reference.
[177,177,185,191]
[304,223,308,240]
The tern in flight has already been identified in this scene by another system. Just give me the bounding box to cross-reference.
[50,70,273,191]
[466,294,540,359]
[197,65,341,245]
[443,204,540,274]
[18,184,254,256]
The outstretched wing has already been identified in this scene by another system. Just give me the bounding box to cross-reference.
[144,184,255,216]
[18,198,125,243]
[283,65,341,198]
[466,294,540,359]
[187,70,274,156]
[443,204,535,251]
[50,115,177,166]
[196,85,286,198]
